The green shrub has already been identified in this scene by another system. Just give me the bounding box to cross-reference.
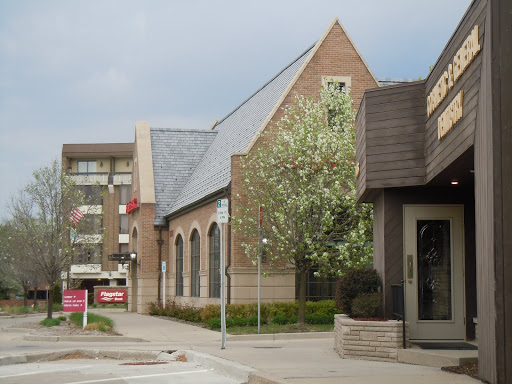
[351,293,383,318]
[69,312,114,329]
[335,268,381,316]
[305,300,339,317]
[232,317,247,327]
[52,284,62,303]
[305,314,333,324]
[289,315,298,324]
[225,318,234,328]
[272,314,291,325]
[40,318,61,327]
[201,304,221,324]
[207,317,221,329]
[247,315,259,326]
[269,302,298,318]
[57,315,67,321]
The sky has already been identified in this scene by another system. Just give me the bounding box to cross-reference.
[0,0,472,218]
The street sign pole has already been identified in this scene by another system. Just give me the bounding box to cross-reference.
[162,261,167,309]
[258,205,262,334]
[83,289,88,329]
[217,199,229,350]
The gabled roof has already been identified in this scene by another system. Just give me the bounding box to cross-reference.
[164,44,315,217]
[151,128,217,225]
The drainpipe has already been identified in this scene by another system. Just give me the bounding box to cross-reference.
[157,226,163,306]
[224,186,232,304]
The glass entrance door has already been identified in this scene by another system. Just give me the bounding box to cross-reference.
[404,206,465,340]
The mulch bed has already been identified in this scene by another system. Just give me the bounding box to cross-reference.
[442,363,487,382]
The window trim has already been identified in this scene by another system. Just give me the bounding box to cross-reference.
[322,76,351,94]
[208,223,221,298]
[176,235,184,297]
[190,230,200,297]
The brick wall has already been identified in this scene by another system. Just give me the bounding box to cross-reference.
[334,314,409,362]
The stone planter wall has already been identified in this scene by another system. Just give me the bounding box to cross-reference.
[334,314,409,362]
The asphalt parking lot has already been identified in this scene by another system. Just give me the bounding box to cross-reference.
[0,358,242,384]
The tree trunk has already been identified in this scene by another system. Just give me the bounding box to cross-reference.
[33,287,37,307]
[46,289,53,319]
[298,270,307,325]
[23,287,28,307]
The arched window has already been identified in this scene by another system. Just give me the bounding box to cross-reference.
[190,230,200,297]
[209,223,221,298]
[175,235,183,297]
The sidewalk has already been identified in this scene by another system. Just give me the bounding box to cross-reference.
[106,311,481,384]
[0,310,482,384]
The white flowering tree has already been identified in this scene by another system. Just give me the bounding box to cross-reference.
[233,83,373,324]
[8,160,98,319]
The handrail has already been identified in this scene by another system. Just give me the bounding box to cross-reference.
[391,280,406,349]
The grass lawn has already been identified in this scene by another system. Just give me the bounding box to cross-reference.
[226,323,333,335]
[69,312,115,331]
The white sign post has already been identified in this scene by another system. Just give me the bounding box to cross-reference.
[258,205,262,334]
[217,198,229,349]
[162,261,166,309]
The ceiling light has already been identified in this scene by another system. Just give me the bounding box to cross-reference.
[451,180,459,185]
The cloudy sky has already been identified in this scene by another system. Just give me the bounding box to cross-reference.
[0,0,471,217]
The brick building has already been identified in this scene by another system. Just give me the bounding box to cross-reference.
[61,143,133,294]
[127,19,378,313]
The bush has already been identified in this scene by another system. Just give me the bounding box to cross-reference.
[247,315,259,326]
[351,293,383,318]
[232,317,247,327]
[57,315,67,321]
[201,304,221,324]
[52,284,62,304]
[40,318,61,327]
[336,268,381,316]
[272,314,291,325]
[207,317,221,329]
[268,302,298,318]
[305,300,339,317]
[305,314,333,324]
[69,312,114,329]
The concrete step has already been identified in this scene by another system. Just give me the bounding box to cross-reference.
[397,348,478,368]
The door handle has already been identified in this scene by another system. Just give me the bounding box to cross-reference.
[407,254,413,283]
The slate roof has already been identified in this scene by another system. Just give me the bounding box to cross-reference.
[165,45,315,218]
[150,128,217,225]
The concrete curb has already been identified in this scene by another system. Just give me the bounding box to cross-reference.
[23,334,147,342]
[227,331,333,341]
[0,348,173,366]
[182,350,255,383]
[248,370,287,384]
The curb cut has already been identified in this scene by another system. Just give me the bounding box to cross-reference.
[182,350,255,383]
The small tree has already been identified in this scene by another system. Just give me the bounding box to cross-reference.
[233,83,373,324]
[8,160,97,318]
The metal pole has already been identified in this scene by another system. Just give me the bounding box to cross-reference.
[258,205,262,334]
[221,223,226,349]
[163,266,166,309]
[83,289,88,329]
[258,227,262,334]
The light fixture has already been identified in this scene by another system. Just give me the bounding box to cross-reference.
[100,161,103,167]
[130,252,137,261]
[451,180,459,185]
[126,161,130,167]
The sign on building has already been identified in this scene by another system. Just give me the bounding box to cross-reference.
[217,199,229,223]
[97,289,127,303]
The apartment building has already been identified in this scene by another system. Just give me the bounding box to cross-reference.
[61,143,133,293]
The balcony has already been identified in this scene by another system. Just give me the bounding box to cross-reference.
[70,173,109,186]
[113,172,132,185]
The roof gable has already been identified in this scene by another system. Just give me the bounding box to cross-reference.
[165,45,314,216]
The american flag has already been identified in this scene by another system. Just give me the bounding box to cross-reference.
[69,207,84,225]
